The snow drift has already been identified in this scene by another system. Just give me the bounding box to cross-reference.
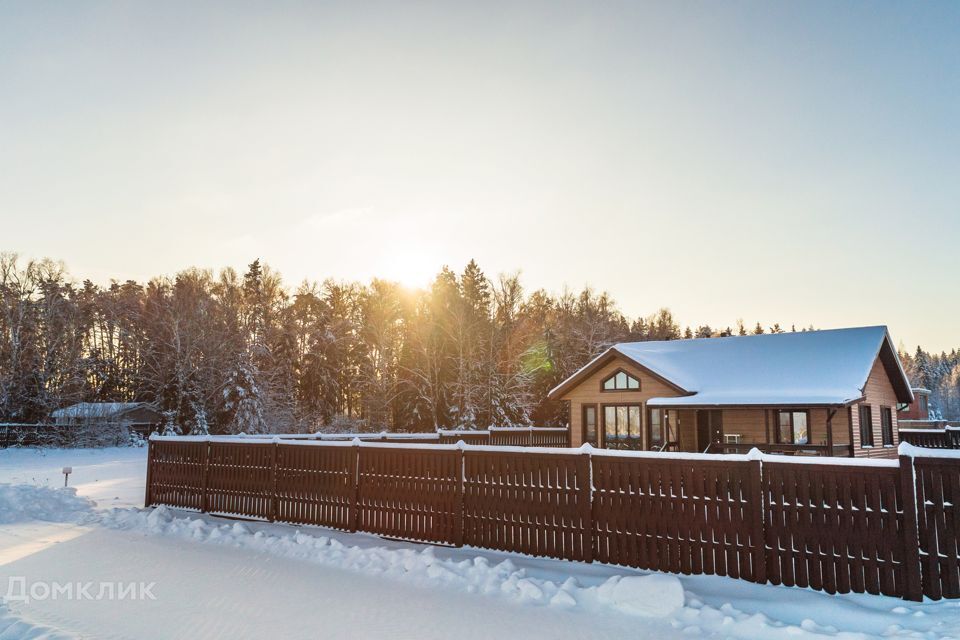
[100,505,685,618]
[0,602,77,640]
[0,484,96,525]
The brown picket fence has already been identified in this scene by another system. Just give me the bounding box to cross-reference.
[899,428,960,449]
[437,428,570,447]
[914,455,960,600]
[591,455,763,580]
[144,438,960,602]
[761,460,907,598]
[462,448,590,560]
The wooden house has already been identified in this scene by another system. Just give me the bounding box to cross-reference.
[548,326,914,458]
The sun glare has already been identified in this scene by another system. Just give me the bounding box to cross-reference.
[378,250,439,289]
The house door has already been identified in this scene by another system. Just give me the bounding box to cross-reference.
[696,410,723,452]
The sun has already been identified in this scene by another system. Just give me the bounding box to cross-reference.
[378,248,439,289]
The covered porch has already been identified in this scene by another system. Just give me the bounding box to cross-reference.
[652,405,853,457]
[593,403,854,457]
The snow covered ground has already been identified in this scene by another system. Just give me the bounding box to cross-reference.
[1,447,959,639]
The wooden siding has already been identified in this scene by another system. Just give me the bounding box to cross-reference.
[718,408,849,447]
[562,359,685,448]
[722,409,768,444]
[898,391,930,421]
[851,357,901,459]
[678,409,699,452]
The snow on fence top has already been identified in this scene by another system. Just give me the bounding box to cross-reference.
[488,426,568,432]
[438,429,491,435]
[147,435,907,466]
[899,441,960,459]
[232,432,442,441]
[436,427,567,436]
[223,428,567,439]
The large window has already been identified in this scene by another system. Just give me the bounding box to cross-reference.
[859,405,874,447]
[583,405,597,447]
[602,370,640,391]
[776,411,809,445]
[648,408,678,451]
[880,406,894,446]
[603,404,642,449]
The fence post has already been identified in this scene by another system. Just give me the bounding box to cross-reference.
[749,455,767,585]
[898,452,924,602]
[143,438,153,508]
[269,442,278,523]
[201,440,210,514]
[349,441,361,533]
[579,447,594,563]
[453,445,464,547]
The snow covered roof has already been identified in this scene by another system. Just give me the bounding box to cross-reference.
[549,326,914,407]
[51,402,160,419]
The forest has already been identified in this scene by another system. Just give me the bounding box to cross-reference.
[1,252,957,434]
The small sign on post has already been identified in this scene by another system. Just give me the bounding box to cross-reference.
[62,466,72,487]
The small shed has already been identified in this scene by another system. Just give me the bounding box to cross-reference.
[51,402,163,435]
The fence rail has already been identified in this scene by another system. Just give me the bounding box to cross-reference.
[440,428,570,447]
[231,428,570,448]
[145,438,959,602]
[898,428,960,449]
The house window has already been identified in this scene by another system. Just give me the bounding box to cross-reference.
[603,404,642,449]
[583,405,597,447]
[602,370,640,391]
[859,405,874,447]
[920,395,928,415]
[881,407,894,446]
[648,408,678,450]
[776,410,809,445]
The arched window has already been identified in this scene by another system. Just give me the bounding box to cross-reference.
[602,369,640,391]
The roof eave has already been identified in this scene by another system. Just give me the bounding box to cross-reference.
[867,330,914,405]
[547,347,691,400]
[646,398,862,410]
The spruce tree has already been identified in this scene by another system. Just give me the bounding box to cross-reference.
[222,355,266,434]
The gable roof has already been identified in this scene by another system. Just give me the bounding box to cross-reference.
[548,326,914,407]
[51,402,161,419]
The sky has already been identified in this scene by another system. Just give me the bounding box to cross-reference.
[0,1,958,352]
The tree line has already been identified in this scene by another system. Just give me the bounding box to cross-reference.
[1,253,954,434]
[899,348,960,421]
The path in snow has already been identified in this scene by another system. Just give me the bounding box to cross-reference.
[1,526,657,640]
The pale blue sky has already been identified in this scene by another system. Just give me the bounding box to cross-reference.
[1,2,957,350]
